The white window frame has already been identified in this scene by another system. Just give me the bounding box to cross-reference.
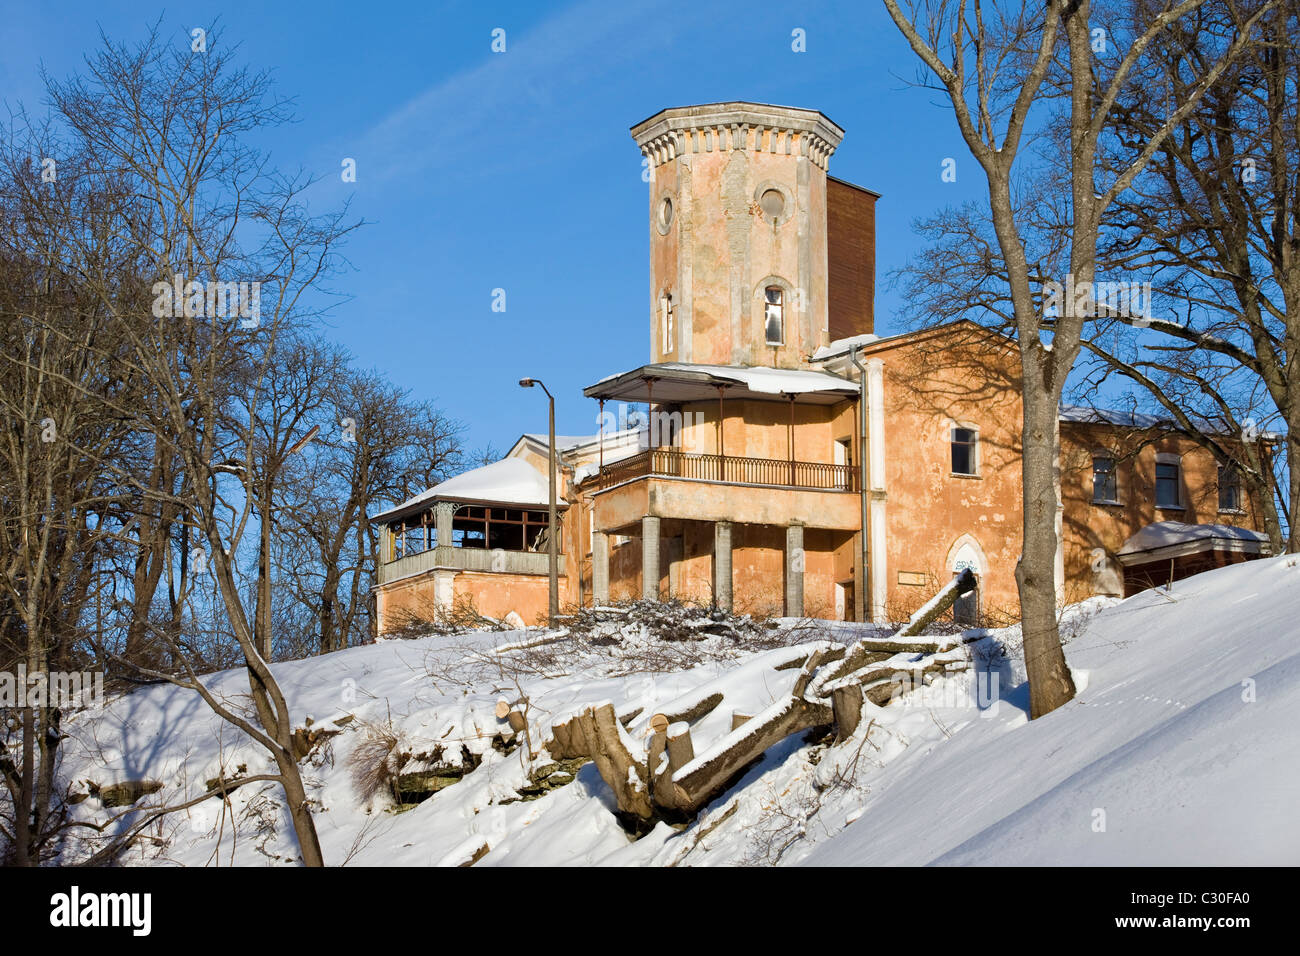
[950,423,979,477]
[1091,451,1119,504]
[1154,452,1183,510]
[1217,462,1244,513]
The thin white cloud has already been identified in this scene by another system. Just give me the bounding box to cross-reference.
[356,0,718,182]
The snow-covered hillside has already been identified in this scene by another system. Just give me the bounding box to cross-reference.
[51,555,1300,866]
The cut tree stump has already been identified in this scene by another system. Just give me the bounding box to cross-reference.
[648,691,724,733]
[661,648,834,813]
[665,722,694,772]
[496,698,528,734]
[832,684,863,741]
[567,702,655,820]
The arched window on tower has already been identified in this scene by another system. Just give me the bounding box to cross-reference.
[764,286,784,345]
[660,291,674,354]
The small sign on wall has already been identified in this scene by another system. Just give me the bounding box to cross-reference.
[898,570,927,587]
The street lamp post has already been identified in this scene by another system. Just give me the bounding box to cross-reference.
[519,378,559,627]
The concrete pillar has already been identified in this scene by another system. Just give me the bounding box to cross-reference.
[434,501,455,552]
[714,521,733,612]
[592,531,610,606]
[785,522,805,618]
[641,515,661,601]
[433,568,456,616]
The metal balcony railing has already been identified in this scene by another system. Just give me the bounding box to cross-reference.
[591,448,856,492]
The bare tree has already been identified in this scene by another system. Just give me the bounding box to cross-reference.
[883,0,1276,717]
[0,150,139,863]
[10,24,363,864]
[274,358,464,655]
[1091,0,1300,547]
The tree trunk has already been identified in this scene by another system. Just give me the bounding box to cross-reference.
[1017,378,1077,719]
[273,747,325,867]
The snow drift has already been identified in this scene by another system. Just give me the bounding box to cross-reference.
[45,555,1300,866]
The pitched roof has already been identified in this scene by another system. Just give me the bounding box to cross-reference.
[372,458,565,523]
[1116,521,1269,564]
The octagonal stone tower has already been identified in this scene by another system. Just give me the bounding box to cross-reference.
[632,102,846,369]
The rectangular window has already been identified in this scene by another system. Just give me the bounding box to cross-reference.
[1218,464,1242,512]
[1155,462,1181,508]
[951,427,977,476]
[1092,456,1117,503]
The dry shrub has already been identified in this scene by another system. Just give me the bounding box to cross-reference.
[560,598,776,645]
[385,594,508,639]
[347,719,409,802]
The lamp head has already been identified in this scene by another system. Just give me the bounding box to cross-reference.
[518,378,535,388]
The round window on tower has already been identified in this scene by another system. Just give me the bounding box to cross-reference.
[657,195,675,234]
[753,181,793,226]
[759,189,785,218]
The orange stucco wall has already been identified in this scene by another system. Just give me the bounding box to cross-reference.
[1059,424,1268,603]
[650,136,831,368]
[863,327,1026,622]
[376,569,572,630]
[377,324,1264,633]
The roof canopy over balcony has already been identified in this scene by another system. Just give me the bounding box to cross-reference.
[584,362,858,406]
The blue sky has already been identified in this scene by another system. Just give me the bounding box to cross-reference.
[0,0,991,454]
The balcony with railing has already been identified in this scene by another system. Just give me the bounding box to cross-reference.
[589,448,856,493]
[377,544,565,586]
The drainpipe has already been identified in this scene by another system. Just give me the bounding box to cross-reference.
[847,346,870,624]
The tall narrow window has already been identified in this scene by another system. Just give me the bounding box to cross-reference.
[951,426,978,475]
[1155,461,1181,508]
[660,292,674,354]
[1092,455,1117,503]
[764,286,784,345]
[1218,463,1243,512]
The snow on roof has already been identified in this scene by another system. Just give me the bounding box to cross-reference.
[586,363,857,403]
[1117,521,1269,562]
[811,333,879,362]
[1060,405,1166,429]
[372,458,565,522]
[659,363,856,394]
[521,434,599,452]
[519,428,643,455]
[1059,404,1267,437]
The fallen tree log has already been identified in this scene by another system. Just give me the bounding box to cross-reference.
[553,702,655,820]
[658,648,834,813]
[549,574,976,822]
[647,691,724,733]
[812,568,974,699]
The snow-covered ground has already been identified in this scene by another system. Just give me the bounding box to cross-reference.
[49,555,1300,866]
